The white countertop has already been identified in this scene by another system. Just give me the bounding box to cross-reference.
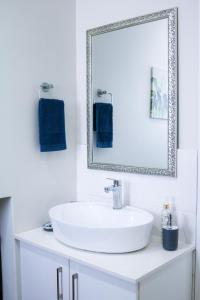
[16,228,194,284]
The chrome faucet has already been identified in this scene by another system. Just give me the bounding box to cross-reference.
[104,178,123,209]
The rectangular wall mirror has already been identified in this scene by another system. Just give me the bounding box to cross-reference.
[87,8,177,177]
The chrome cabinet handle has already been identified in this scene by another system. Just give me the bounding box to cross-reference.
[72,273,78,300]
[57,267,63,300]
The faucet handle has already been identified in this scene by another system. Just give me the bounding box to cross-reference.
[106,178,121,187]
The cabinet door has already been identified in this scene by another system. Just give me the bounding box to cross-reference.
[69,261,137,300]
[20,243,69,300]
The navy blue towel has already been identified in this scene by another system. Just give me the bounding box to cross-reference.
[93,103,113,148]
[38,98,67,152]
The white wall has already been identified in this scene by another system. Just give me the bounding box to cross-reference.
[92,19,168,168]
[76,0,198,245]
[0,1,77,298]
[0,0,77,233]
[195,0,200,298]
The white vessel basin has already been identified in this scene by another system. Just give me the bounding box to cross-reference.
[49,202,154,253]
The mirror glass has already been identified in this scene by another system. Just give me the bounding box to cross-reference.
[87,8,177,176]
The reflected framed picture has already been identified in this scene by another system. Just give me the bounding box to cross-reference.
[150,67,168,120]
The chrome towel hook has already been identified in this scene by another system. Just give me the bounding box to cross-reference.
[40,82,54,93]
[96,89,113,104]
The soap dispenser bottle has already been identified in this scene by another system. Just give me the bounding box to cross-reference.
[161,202,179,251]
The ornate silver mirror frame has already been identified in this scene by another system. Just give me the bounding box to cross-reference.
[87,8,178,177]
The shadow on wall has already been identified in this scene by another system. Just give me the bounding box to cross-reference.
[0,198,18,300]
[0,243,2,300]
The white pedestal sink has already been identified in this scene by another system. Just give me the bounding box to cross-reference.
[49,202,154,253]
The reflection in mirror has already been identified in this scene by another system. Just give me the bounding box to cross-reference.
[87,8,177,176]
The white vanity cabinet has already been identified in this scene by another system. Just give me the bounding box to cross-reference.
[17,229,194,300]
[20,243,69,300]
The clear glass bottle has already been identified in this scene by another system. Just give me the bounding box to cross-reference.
[161,203,171,228]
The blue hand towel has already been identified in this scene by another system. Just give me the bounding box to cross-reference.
[38,98,67,152]
[93,103,113,148]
